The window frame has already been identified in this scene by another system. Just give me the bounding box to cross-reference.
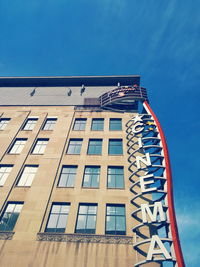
[87,139,102,155]
[57,165,77,187]
[82,166,100,188]
[8,138,27,154]
[31,138,49,154]
[16,165,39,187]
[42,118,57,131]
[22,118,38,131]
[0,202,24,231]
[109,118,122,131]
[107,166,124,189]
[105,204,126,235]
[66,139,83,155]
[75,203,97,234]
[108,139,123,155]
[45,202,70,233]
[73,118,87,131]
[0,165,13,186]
[91,118,104,131]
[0,118,11,130]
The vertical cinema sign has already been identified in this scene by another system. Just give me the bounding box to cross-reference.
[127,101,184,267]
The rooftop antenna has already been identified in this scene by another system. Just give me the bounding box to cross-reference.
[80,84,85,96]
[67,88,72,96]
[30,88,36,97]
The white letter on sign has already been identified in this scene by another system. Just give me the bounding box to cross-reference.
[140,174,157,193]
[141,202,166,223]
[132,123,144,134]
[136,153,151,169]
[147,235,171,260]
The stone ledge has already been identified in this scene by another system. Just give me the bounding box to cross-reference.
[37,233,133,244]
[0,231,15,240]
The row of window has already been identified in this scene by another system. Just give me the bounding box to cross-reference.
[7,138,124,155]
[0,117,122,131]
[0,202,126,236]
[0,165,125,189]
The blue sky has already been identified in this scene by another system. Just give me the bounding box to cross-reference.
[0,0,200,265]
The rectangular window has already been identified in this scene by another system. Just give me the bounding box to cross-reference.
[109,118,122,131]
[82,166,100,188]
[67,139,83,155]
[8,138,27,154]
[108,139,123,155]
[87,139,102,155]
[106,204,126,235]
[42,118,57,131]
[107,167,124,189]
[0,118,10,130]
[0,202,23,231]
[75,204,97,234]
[17,165,38,187]
[22,118,38,130]
[31,138,49,154]
[58,166,77,187]
[91,119,104,131]
[0,165,13,186]
[73,118,87,131]
[45,203,70,233]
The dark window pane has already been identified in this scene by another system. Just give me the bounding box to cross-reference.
[91,119,104,131]
[108,139,123,155]
[87,139,102,155]
[109,119,122,131]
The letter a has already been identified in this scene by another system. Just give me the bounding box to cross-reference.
[147,235,171,260]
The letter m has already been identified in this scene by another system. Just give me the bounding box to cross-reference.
[141,202,166,223]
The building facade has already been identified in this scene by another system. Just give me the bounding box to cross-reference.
[0,76,184,267]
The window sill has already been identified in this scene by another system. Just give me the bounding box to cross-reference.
[37,232,132,244]
[0,231,14,240]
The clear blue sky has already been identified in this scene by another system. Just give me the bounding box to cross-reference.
[0,0,199,265]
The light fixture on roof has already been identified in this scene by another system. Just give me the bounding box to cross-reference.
[67,88,72,96]
[80,84,85,96]
[30,88,36,97]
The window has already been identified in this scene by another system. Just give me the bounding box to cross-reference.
[82,166,100,188]
[75,204,97,234]
[73,118,87,131]
[87,139,102,155]
[109,118,122,131]
[67,139,83,155]
[31,138,49,154]
[0,165,13,186]
[106,204,126,235]
[58,166,77,187]
[0,118,10,130]
[42,118,57,131]
[45,203,70,233]
[17,165,38,187]
[0,202,23,231]
[91,118,104,131]
[108,139,123,155]
[22,118,38,130]
[107,167,124,189]
[8,138,27,154]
